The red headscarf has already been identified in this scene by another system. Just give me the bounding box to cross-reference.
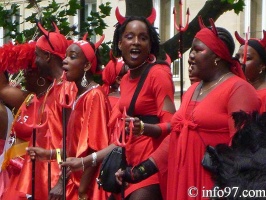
[73,34,105,74]
[195,17,246,80]
[102,52,125,94]
[36,22,69,60]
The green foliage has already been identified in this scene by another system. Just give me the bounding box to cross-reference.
[0,0,111,44]
[0,0,112,71]
[221,0,245,14]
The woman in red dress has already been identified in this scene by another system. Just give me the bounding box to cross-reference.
[110,7,176,200]
[116,18,261,200]
[235,30,266,112]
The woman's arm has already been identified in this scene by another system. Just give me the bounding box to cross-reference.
[0,72,29,111]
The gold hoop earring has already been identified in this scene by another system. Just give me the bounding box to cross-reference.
[37,77,46,87]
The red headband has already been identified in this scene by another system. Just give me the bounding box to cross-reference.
[115,7,156,25]
[73,34,105,74]
[102,51,124,94]
[36,22,69,60]
[0,42,36,73]
[195,16,246,79]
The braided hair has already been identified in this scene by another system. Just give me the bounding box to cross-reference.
[216,27,235,56]
[112,16,160,58]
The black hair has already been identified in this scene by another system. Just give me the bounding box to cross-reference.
[112,16,160,58]
[88,41,102,73]
[216,27,235,56]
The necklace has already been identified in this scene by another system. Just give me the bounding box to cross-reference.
[200,72,231,95]
[128,61,147,71]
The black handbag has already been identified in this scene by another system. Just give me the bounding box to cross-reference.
[97,147,125,193]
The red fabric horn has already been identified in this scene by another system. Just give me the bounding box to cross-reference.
[115,7,156,25]
[235,31,245,45]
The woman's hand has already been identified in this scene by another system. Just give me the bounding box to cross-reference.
[60,157,82,171]
[26,147,51,160]
[125,117,143,136]
[49,178,63,200]
[115,168,124,185]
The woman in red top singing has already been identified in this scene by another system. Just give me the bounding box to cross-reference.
[27,34,112,200]
[115,17,261,200]
[235,30,266,112]
[110,7,176,200]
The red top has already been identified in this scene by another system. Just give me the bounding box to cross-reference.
[152,75,261,200]
[257,89,266,113]
[117,63,175,196]
[66,85,111,199]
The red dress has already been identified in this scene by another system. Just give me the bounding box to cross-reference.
[257,89,266,112]
[17,84,63,200]
[2,94,45,200]
[66,85,111,200]
[117,64,175,197]
[152,76,261,200]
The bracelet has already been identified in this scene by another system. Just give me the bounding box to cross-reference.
[81,157,85,171]
[49,149,53,161]
[139,120,145,135]
[78,196,87,200]
[92,152,97,167]
[56,148,62,164]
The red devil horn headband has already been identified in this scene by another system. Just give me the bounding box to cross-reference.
[52,22,60,33]
[37,21,60,36]
[115,7,156,25]
[198,16,218,36]
[235,30,266,47]
[235,31,245,45]
[37,22,49,37]
[82,33,105,49]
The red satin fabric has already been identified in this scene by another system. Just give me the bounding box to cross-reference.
[16,84,63,200]
[152,76,260,200]
[66,85,111,199]
[2,94,45,200]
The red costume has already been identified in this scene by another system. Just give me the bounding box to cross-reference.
[116,63,174,197]
[16,84,63,200]
[2,94,45,200]
[257,89,266,112]
[65,85,111,199]
[152,76,261,200]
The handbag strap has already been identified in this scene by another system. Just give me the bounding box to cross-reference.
[127,62,157,116]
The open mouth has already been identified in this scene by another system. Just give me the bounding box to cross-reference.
[130,49,141,60]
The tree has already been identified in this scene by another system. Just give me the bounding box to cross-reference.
[125,0,245,61]
[0,0,245,63]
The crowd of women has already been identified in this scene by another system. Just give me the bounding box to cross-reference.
[0,5,266,200]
